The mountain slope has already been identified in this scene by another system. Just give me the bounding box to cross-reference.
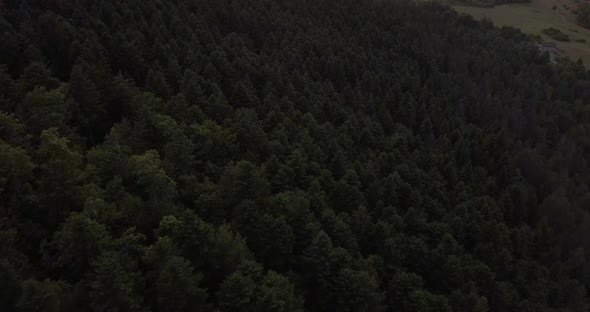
[1,0,590,311]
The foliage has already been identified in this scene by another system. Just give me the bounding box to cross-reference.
[1,0,590,311]
[542,27,571,42]
[577,4,590,30]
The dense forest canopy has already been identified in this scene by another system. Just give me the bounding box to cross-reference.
[1,0,590,311]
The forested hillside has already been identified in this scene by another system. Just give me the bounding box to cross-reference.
[1,0,590,311]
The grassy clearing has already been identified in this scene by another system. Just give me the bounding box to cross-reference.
[453,0,590,65]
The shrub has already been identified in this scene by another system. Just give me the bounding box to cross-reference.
[542,27,571,41]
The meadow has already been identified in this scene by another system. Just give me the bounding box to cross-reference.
[454,0,590,65]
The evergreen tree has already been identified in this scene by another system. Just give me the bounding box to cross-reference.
[0,0,590,310]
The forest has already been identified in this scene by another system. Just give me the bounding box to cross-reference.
[1,0,590,311]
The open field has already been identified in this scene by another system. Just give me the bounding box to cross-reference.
[453,0,590,65]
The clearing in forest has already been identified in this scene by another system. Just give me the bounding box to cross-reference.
[453,0,590,65]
